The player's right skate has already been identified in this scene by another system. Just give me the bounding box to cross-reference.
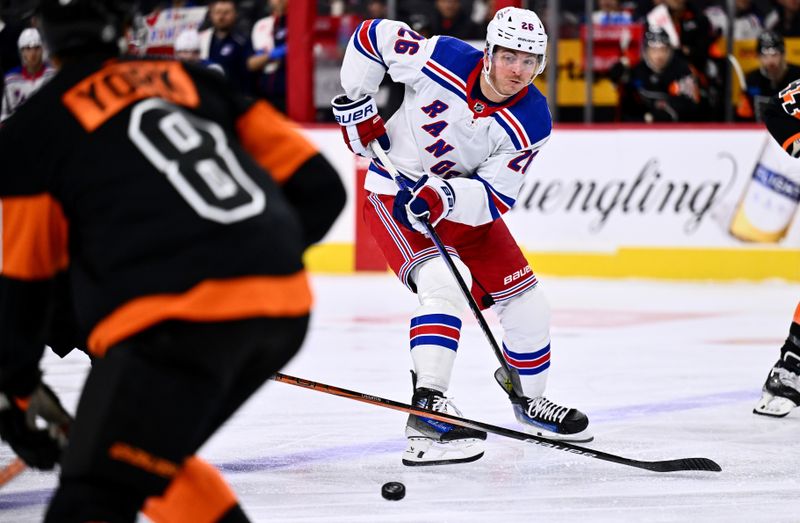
[753,353,800,417]
[494,368,592,442]
[403,387,487,466]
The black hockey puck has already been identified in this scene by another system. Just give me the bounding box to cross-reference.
[381,481,405,500]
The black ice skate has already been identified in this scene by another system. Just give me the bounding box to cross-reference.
[403,387,487,466]
[494,368,592,442]
[753,352,800,417]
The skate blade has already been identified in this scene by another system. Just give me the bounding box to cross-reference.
[519,425,594,443]
[402,437,485,466]
[753,392,797,418]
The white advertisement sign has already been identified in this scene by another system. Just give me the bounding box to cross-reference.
[505,129,800,251]
[143,7,208,53]
[306,127,800,252]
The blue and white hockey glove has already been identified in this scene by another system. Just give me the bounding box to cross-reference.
[392,175,455,234]
[331,94,390,157]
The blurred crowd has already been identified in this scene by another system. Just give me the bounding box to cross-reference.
[1,0,800,123]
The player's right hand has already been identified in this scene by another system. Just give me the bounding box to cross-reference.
[331,94,390,157]
[392,175,455,234]
[0,380,72,470]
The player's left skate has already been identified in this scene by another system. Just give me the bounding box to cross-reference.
[494,368,592,442]
[403,387,487,466]
[753,355,800,417]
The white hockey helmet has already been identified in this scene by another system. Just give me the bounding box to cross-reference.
[18,28,43,50]
[485,7,547,77]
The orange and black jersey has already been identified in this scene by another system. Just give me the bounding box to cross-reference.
[0,55,345,394]
[765,78,800,158]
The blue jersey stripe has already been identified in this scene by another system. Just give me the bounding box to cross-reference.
[504,343,551,361]
[517,360,551,375]
[352,25,385,67]
[422,67,467,102]
[367,20,385,65]
[410,335,459,351]
[492,114,523,149]
[411,313,463,329]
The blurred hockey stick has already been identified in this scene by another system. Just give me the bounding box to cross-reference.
[369,143,524,398]
[272,372,722,473]
[0,392,73,489]
[728,54,748,92]
[0,458,26,488]
[729,54,757,120]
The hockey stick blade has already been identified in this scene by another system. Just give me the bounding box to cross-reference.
[271,373,721,473]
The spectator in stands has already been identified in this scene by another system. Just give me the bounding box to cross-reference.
[199,0,254,94]
[609,26,702,122]
[468,0,492,32]
[430,0,482,40]
[174,28,225,74]
[648,0,721,118]
[593,0,634,25]
[408,12,434,38]
[737,30,800,121]
[765,0,800,37]
[249,0,287,112]
[366,0,388,19]
[149,0,199,13]
[650,0,714,73]
[1,27,55,122]
[704,0,765,41]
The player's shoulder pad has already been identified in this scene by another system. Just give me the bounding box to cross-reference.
[492,83,552,151]
[3,66,24,79]
[428,36,483,83]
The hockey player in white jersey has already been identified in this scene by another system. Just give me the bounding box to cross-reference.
[1,28,56,122]
[332,7,591,466]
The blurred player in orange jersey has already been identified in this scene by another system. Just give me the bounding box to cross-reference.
[0,1,345,521]
[751,79,800,417]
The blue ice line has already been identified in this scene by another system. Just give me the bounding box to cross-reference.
[589,389,761,424]
[0,388,759,511]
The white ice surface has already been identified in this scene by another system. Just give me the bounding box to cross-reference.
[1,275,799,522]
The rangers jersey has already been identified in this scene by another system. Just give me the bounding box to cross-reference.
[1,64,56,121]
[341,18,552,226]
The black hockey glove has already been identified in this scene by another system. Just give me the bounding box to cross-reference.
[0,381,72,470]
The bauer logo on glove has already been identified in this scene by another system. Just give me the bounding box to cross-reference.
[392,175,456,234]
[331,94,390,157]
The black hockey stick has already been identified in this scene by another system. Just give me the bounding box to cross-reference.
[272,372,722,473]
[370,143,524,398]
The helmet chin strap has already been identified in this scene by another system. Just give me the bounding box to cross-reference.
[483,52,513,99]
